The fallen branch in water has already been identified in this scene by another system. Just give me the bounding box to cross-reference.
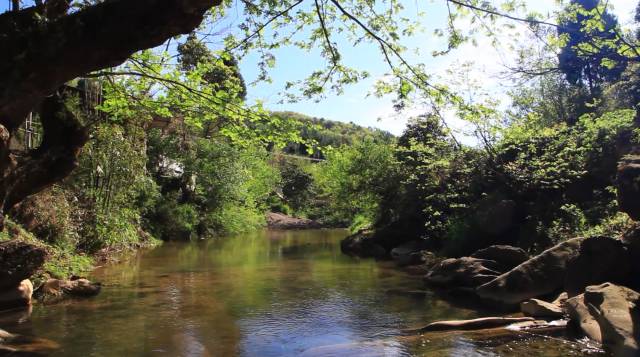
[403,316,535,334]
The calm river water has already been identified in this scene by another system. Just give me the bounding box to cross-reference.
[1,229,600,356]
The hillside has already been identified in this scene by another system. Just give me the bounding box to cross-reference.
[272,111,394,159]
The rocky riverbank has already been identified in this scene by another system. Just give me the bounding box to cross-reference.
[0,239,102,354]
[342,227,640,355]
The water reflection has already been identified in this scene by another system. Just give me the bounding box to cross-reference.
[2,229,600,356]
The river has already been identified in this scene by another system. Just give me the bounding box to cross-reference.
[1,229,600,356]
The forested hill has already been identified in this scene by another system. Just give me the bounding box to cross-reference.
[272,111,394,159]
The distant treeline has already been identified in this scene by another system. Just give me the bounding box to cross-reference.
[272,111,394,159]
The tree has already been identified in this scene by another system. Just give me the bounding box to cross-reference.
[2,0,637,232]
[177,33,247,100]
[0,0,221,227]
[557,0,626,93]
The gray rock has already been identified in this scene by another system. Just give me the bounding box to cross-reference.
[476,237,585,305]
[564,236,631,297]
[584,283,640,357]
[471,245,529,269]
[520,297,564,318]
[567,283,640,357]
[425,257,506,288]
[566,293,602,342]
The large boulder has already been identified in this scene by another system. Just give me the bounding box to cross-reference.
[617,155,640,221]
[340,230,386,259]
[0,240,47,290]
[424,257,506,288]
[476,237,585,305]
[567,283,640,357]
[564,236,631,297]
[0,280,33,311]
[470,245,529,269]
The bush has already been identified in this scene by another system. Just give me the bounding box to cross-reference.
[150,194,199,240]
[12,186,73,246]
[314,139,401,227]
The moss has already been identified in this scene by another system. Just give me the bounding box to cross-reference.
[2,217,93,283]
[42,252,94,280]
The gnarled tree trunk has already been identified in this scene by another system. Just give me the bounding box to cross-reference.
[0,0,221,227]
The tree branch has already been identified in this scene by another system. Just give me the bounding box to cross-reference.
[0,0,222,131]
[330,0,448,97]
[3,88,89,211]
[225,0,304,53]
[446,0,561,30]
[315,0,339,65]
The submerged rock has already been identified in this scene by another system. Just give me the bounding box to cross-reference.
[564,236,631,297]
[470,245,529,269]
[567,283,640,357]
[37,278,101,303]
[299,340,400,356]
[0,328,59,355]
[505,318,567,332]
[0,280,33,311]
[385,289,429,298]
[424,257,506,288]
[476,237,585,305]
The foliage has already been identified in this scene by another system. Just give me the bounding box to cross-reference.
[273,111,394,159]
[314,138,401,228]
[70,118,158,252]
[316,104,636,254]
[393,115,476,238]
[146,131,278,238]
[278,160,315,213]
[557,0,626,92]
[0,217,94,281]
[6,0,640,273]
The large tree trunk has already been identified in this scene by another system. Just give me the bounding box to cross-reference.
[1,87,88,216]
[0,0,221,227]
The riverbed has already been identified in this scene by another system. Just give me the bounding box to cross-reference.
[1,229,600,356]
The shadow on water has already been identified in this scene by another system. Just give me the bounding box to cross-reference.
[2,229,602,356]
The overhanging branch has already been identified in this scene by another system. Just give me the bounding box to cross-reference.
[0,0,222,131]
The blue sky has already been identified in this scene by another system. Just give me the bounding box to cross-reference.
[229,0,638,136]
